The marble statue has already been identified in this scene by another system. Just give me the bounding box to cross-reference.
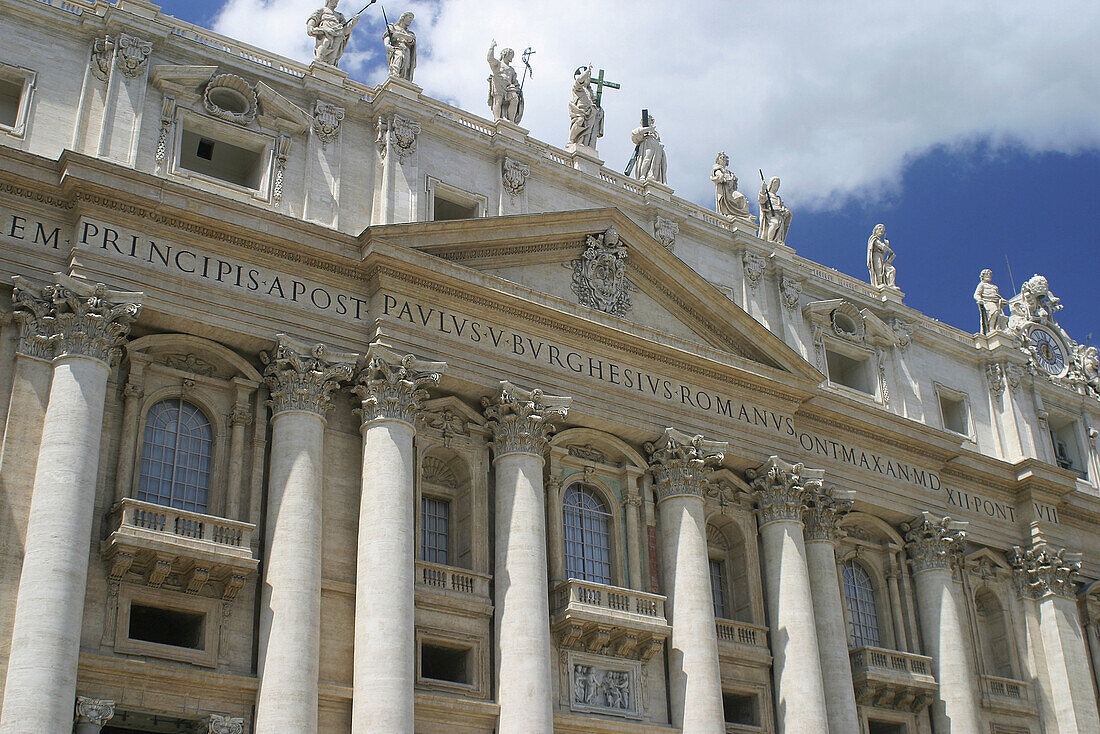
[307,0,359,67]
[757,176,791,244]
[568,65,604,149]
[1015,274,1062,324]
[630,114,667,184]
[866,223,897,288]
[384,11,416,81]
[974,269,1008,334]
[487,41,524,124]
[711,153,750,218]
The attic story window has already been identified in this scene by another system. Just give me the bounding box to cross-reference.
[178,126,265,190]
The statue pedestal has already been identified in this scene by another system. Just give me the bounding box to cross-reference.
[875,284,905,306]
[493,119,529,142]
[378,76,422,100]
[642,179,674,202]
[115,0,161,18]
[567,144,603,176]
[309,61,348,86]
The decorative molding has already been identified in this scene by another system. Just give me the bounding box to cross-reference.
[892,318,914,351]
[229,403,253,427]
[203,74,258,125]
[645,427,726,502]
[421,456,458,488]
[75,697,115,726]
[567,444,608,465]
[986,363,1006,397]
[569,655,643,720]
[116,34,153,78]
[901,512,966,574]
[90,36,115,82]
[420,407,469,443]
[742,251,766,289]
[1008,544,1081,600]
[272,135,291,205]
[11,273,142,364]
[746,455,822,526]
[352,343,444,425]
[570,226,635,318]
[482,381,570,457]
[779,274,802,312]
[313,100,345,147]
[155,95,175,164]
[802,484,855,542]
[653,215,678,250]
[161,352,218,377]
[501,156,531,200]
[377,113,421,163]
[260,334,356,416]
[206,713,246,734]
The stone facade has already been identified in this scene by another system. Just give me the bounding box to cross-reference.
[0,2,1098,733]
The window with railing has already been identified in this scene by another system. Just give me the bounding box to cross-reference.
[563,484,612,585]
[842,560,881,648]
[420,496,451,565]
[137,399,212,513]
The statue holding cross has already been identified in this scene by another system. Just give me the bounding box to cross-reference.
[568,65,618,152]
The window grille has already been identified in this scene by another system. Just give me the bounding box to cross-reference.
[842,560,881,648]
[421,497,451,565]
[137,399,213,513]
[563,484,612,585]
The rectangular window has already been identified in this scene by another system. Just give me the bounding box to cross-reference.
[868,721,908,734]
[128,604,205,650]
[938,390,970,436]
[722,692,759,726]
[0,64,35,138]
[1049,416,1086,478]
[0,78,21,128]
[179,127,266,189]
[433,195,479,221]
[421,497,451,564]
[420,643,470,684]
[826,349,874,394]
[709,559,729,619]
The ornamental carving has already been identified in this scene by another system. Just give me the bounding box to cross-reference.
[802,484,854,542]
[352,344,444,425]
[1008,544,1081,600]
[830,302,865,341]
[203,74,258,125]
[206,714,246,734]
[11,274,142,364]
[90,36,115,82]
[162,352,218,377]
[570,226,635,318]
[421,456,458,488]
[313,100,345,146]
[501,156,531,200]
[892,318,914,351]
[985,363,1006,396]
[75,697,115,726]
[260,334,356,416]
[746,456,822,525]
[901,512,966,573]
[377,114,421,162]
[567,444,608,464]
[117,34,153,78]
[156,95,175,164]
[272,135,291,205]
[779,274,802,312]
[645,427,726,502]
[742,251,766,288]
[482,381,570,457]
[653,215,678,249]
[421,407,468,443]
[572,663,637,718]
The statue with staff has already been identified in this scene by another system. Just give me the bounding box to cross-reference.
[568,65,617,151]
[383,8,417,81]
[487,40,531,124]
[308,0,373,67]
[757,171,791,244]
[625,110,667,184]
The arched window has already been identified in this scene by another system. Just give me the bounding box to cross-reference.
[975,588,1014,678]
[563,484,612,585]
[842,560,881,648]
[137,399,213,513]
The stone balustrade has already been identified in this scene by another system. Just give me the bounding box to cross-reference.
[715,618,770,649]
[550,579,670,661]
[415,560,491,600]
[849,645,938,713]
[978,674,1036,715]
[551,579,667,622]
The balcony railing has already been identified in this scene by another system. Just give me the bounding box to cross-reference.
[715,618,769,649]
[550,579,670,659]
[849,645,937,713]
[979,674,1036,714]
[109,498,254,557]
[415,560,491,600]
[551,579,666,621]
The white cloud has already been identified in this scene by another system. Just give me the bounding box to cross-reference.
[213,0,1100,212]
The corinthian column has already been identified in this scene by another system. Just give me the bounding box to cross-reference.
[902,512,981,733]
[1009,544,1100,734]
[748,457,829,734]
[254,336,355,734]
[0,275,140,734]
[351,344,443,733]
[646,428,727,734]
[482,381,570,734]
[801,485,859,734]
[74,697,115,734]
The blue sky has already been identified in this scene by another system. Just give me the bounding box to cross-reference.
[154,0,1098,343]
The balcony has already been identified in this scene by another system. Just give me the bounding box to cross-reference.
[715,618,772,665]
[102,498,257,599]
[849,646,937,712]
[550,579,670,660]
[414,560,492,614]
[979,674,1037,716]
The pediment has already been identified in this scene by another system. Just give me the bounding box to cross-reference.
[150,66,310,134]
[365,208,822,383]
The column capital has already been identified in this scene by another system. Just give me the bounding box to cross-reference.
[12,273,142,363]
[802,484,854,542]
[260,334,356,416]
[1008,544,1082,600]
[482,381,570,457]
[645,427,726,502]
[74,697,115,726]
[206,713,246,734]
[747,456,822,525]
[352,343,444,426]
[901,512,966,573]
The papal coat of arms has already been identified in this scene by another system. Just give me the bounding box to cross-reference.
[570,226,635,317]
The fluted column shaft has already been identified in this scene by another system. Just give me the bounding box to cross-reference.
[647,428,726,734]
[749,457,829,734]
[0,275,140,734]
[352,347,443,733]
[802,487,859,734]
[255,336,355,734]
[484,382,569,734]
[904,513,982,734]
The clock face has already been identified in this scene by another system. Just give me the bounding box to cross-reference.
[1027,325,1067,376]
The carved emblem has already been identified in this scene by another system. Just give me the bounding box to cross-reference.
[206,714,246,734]
[742,251,765,288]
[986,363,1006,396]
[421,407,469,444]
[313,100,345,146]
[90,36,115,82]
[162,353,217,377]
[567,444,608,464]
[830,302,865,341]
[892,318,914,351]
[75,697,115,726]
[653,215,678,249]
[501,156,531,200]
[779,274,802,312]
[570,226,635,318]
[203,74,258,125]
[377,114,421,163]
[116,34,153,78]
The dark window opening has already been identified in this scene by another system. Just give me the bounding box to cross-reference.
[0,78,21,128]
[826,349,874,394]
[128,604,205,650]
[195,138,215,160]
[433,195,478,221]
[868,721,907,734]
[420,643,469,684]
[179,128,265,189]
[722,692,758,726]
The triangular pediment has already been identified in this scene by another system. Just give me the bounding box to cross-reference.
[363,208,822,383]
